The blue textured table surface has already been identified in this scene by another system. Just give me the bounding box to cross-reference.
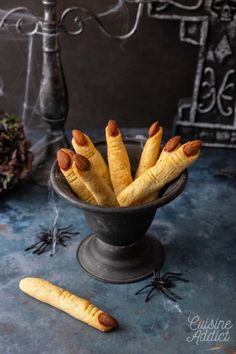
[0,129,236,354]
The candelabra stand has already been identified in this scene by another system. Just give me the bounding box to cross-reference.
[0,0,151,177]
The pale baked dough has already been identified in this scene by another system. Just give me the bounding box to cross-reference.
[58,149,96,204]
[117,144,200,207]
[105,126,132,196]
[135,127,163,179]
[72,133,112,188]
[19,277,116,332]
[73,161,118,207]
[139,140,181,204]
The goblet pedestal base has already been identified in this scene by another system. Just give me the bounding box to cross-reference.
[77,234,165,284]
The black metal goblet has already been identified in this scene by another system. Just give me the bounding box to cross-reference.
[50,139,188,283]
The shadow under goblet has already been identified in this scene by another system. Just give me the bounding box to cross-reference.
[50,139,188,283]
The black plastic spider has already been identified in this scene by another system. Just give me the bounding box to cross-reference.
[135,269,189,303]
[25,225,79,256]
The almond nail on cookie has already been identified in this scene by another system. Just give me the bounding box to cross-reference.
[156,135,181,167]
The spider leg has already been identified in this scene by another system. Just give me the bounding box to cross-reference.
[145,286,157,303]
[57,225,73,232]
[25,240,44,251]
[31,242,46,254]
[57,232,77,239]
[34,242,49,255]
[57,235,75,243]
[56,230,78,238]
[162,272,183,279]
[57,235,72,242]
[62,231,78,236]
[159,285,178,302]
[37,242,50,254]
[59,239,67,247]
[32,247,44,255]
[135,283,155,295]
[64,231,79,236]
[166,288,182,301]
[161,285,182,301]
[37,245,50,255]
[54,231,64,239]
[165,275,189,283]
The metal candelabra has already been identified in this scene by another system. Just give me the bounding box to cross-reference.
[0,0,150,172]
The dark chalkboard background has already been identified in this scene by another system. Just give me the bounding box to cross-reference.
[0,0,198,130]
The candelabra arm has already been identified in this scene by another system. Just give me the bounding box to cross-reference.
[0,7,41,35]
[61,2,145,40]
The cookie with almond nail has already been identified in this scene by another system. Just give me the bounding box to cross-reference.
[135,121,163,179]
[140,135,182,203]
[117,140,202,207]
[137,133,178,204]
[72,130,112,188]
[105,119,133,196]
[19,277,118,332]
[57,149,96,204]
[73,154,119,207]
